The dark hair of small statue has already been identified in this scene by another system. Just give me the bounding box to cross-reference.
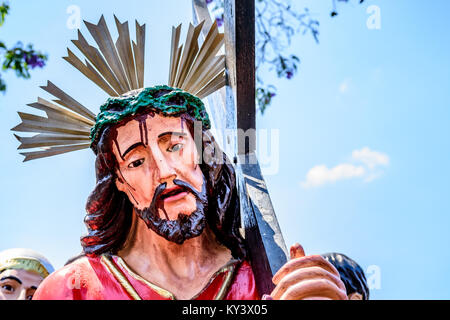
[321,252,370,300]
[81,90,247,260]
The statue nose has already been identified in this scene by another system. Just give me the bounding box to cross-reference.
[149,145,177,184]
[159,173,177,185]
[155,158,177,184]
[17,289,28,300]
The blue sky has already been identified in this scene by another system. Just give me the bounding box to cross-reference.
[1,0,449,299]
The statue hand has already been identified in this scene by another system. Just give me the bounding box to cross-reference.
[265,243,348,300]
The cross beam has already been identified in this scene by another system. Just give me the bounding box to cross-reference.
[224,0,256,155]
[192,0,288,296]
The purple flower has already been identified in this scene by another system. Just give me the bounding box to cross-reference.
[24,53,45,69]
[286,71,294,79]
[269,92,276,98]
[206,0,214,4]
[216,16,224,27]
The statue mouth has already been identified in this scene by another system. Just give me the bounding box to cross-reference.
[160,186,188,203]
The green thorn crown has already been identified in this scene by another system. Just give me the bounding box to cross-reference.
[90,85,211,151]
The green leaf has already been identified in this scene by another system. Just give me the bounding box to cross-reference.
[0,74,6,92]
[0,2,10,26]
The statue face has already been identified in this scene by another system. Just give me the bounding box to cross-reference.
[112,113,207,242]
[0,269,43,300]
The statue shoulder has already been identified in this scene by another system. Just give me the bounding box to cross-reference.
[33,256,101,300]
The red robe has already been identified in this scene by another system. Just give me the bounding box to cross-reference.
[33,254,259,300]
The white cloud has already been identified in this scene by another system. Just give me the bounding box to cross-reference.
[301,147,389,188]
[301,164,366,188]
[352,147,389,169]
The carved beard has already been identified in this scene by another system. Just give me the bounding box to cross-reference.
[134,178,208,244]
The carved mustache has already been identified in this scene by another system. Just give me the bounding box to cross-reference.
[150,179,206,212]
[135,177,208,244]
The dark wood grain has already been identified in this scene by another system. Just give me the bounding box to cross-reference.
[225,0,256,155]
[193,0,288,297]
[224,0,288,296]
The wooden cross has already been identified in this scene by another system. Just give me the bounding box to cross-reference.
[192,0,288,296]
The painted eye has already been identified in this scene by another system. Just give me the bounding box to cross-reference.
[168,143,184,152]
[128,158,145,168]
[1,285,14,293]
